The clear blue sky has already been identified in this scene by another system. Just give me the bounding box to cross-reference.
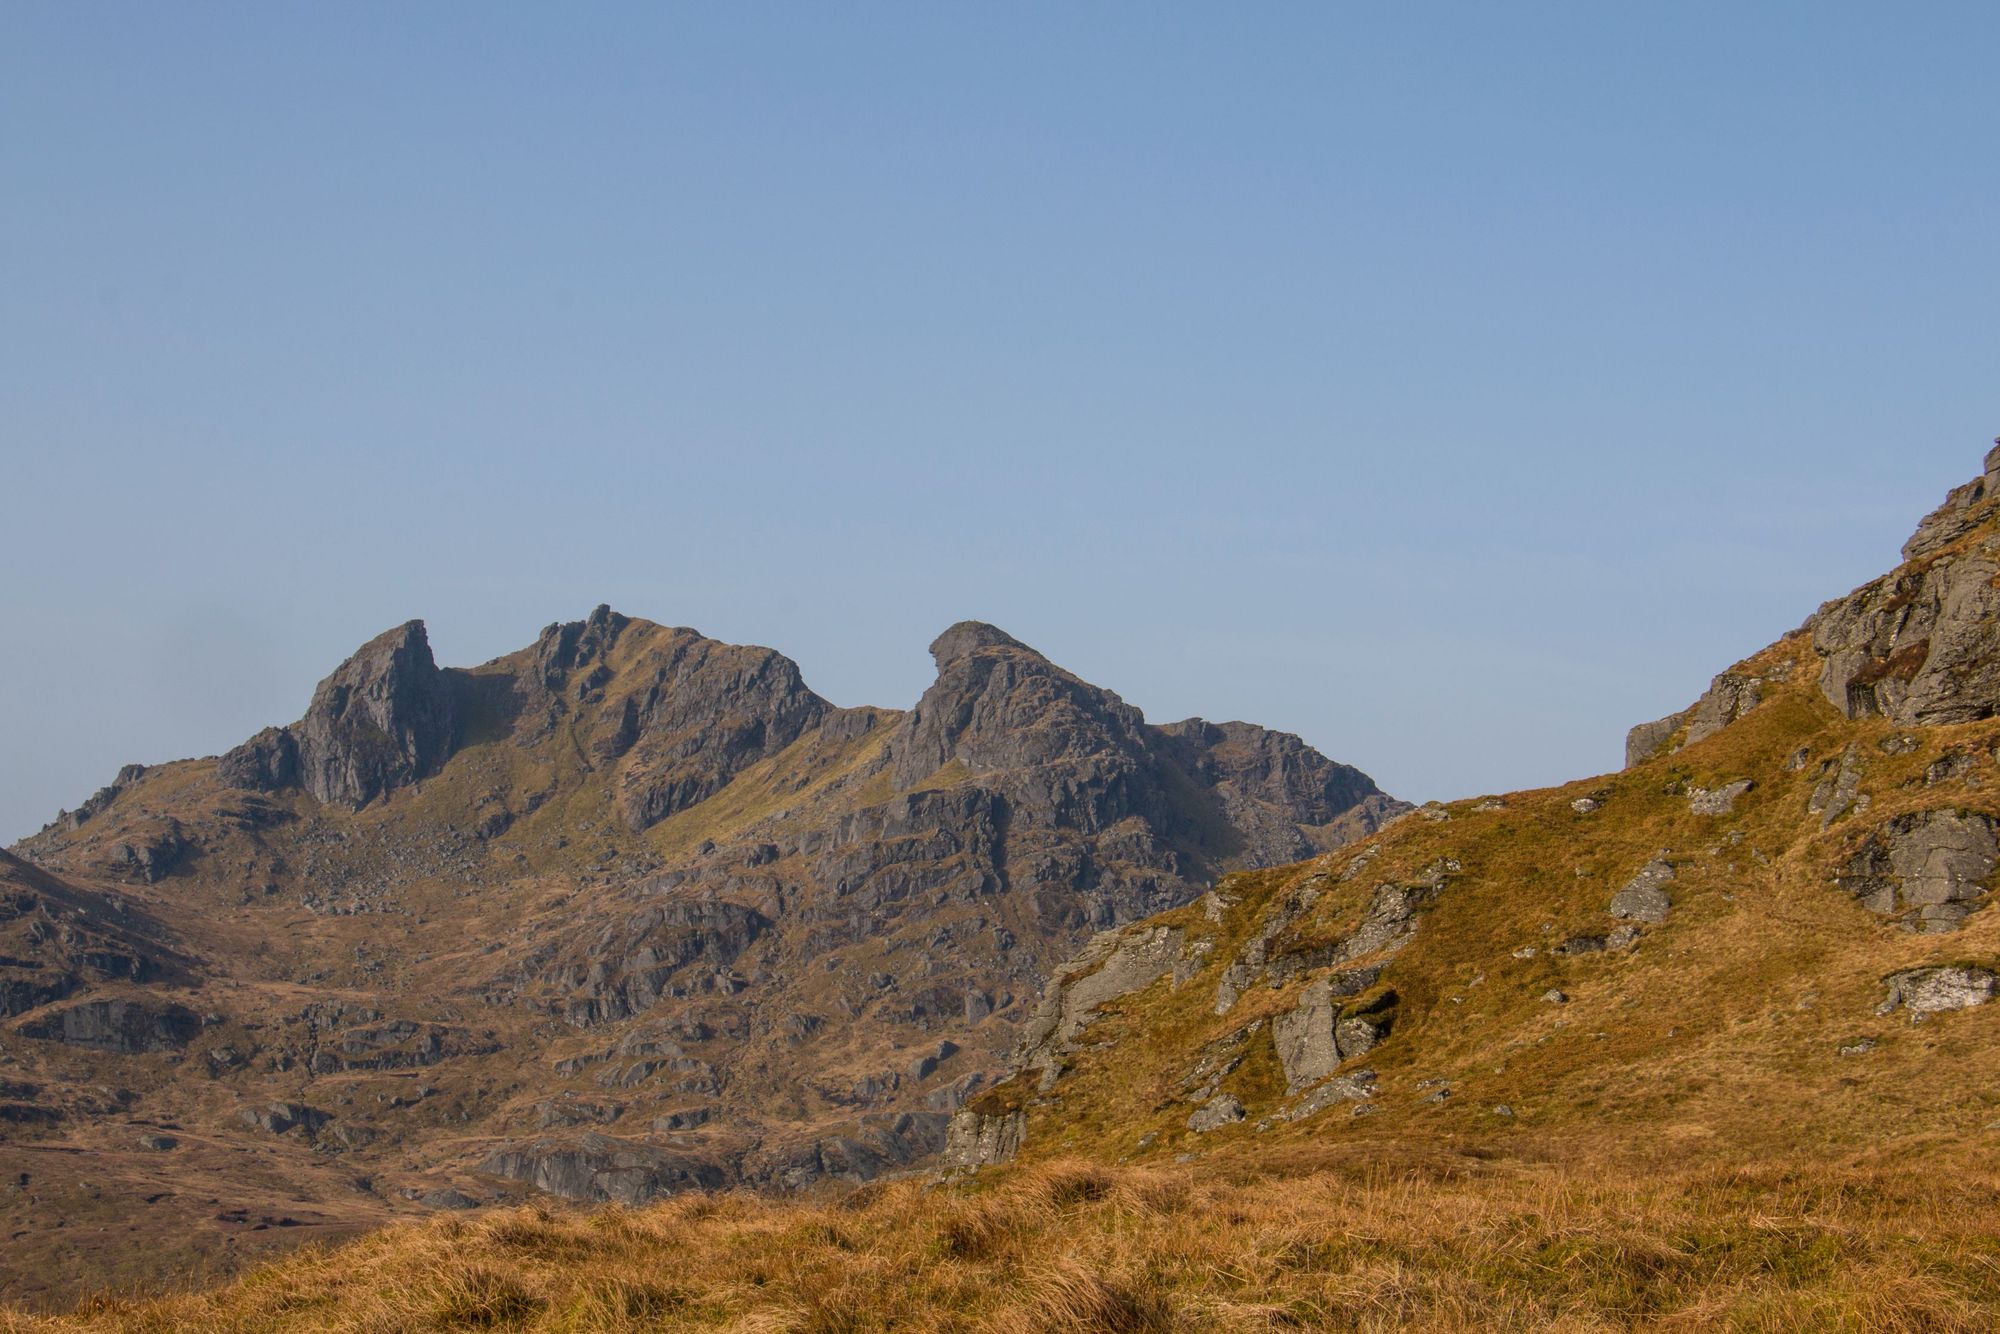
[3,4,1996,842]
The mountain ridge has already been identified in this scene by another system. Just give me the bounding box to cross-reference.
[0,610,1403,1306]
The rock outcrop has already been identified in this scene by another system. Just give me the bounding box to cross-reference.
[480,1133,732,1204]
[1837,811,1997,932]
[1811,453,2000,727]
[940,1104,1026,1171]
[1270,979,1395,1092]
[295,620,460,807]
[17,997,201,1053]
[1610,859,1674,924]
[0,851,191,1019]
[1877,965,1999,1018]
[1625,671,1780,767]
[1017,926,1191,1091]
[216,620,461,808]
[1902,442,2000,561]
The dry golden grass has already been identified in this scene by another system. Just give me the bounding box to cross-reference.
[10,1155,2000,1332]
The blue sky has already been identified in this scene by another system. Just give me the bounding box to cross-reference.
[3,4,1996,841]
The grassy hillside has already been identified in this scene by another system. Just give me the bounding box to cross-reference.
[6,1155,1997,1331]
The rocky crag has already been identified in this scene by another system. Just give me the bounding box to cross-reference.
[944,440,2000,1180]
[0,612,1400,1305]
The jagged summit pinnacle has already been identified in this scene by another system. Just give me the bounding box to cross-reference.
[928,621,1033,666]
[1901,437,2000,561]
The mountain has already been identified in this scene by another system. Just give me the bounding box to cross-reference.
[19,453,2000,1332]
[12,445,2000,1328]
[0,613,1402,1306]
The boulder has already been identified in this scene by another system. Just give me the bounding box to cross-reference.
[1187,1094,1244,1133]
[1809,745,1867,828]
[1277,1070,1376,1123]
[1877,965,1998,1018]
[1610,860,1674,924]
[1688,780,1754,816]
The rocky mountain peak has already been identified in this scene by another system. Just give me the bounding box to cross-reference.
[928,621,1033,666]
[892,623,1146,790]
[1902,438,2000,561]
[294,619,458,808]
[535,604,632,691]
[7,606,1403,1288]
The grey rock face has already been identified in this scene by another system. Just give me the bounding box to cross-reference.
[1625,711,1689,768]
[17,998,200,1054]
[1877,965,1999,1018]
[1624,669,1782,769]
[1152,719,1410,863]
[312,1017,503,1073]
[294,621,459,808]
[1017,925,1187,1090]
[1809,745,1868,828]
[537,896,772,1028]
[890,623,1150,793]
[1836,811,1998,932]
[744,1113,950,1189]
[47,765,148,832]
[1213,870,1334,1015]
[940,1105,1026,1171]
[112,824,192,884]
[1243,859,1457,1008]
[1277,1069,1376,1122]
[1178,1024,1259,1106]
[1270,979,1396,1092]
[1610,859,1673,924]
[1901,442,2000,562]
[217,726,299,793]
[0,852,190,1020]
[1684,674,1764,747]
[1554,925,1641,956]
[1688,781,1754,816]
[420,1188,479,1211]
[480,1132,731,1205]
[239,1101,331,1136]
[1187,1094,1245,1133]
[1812,451,2000,724]
[1214,854,1453,1017]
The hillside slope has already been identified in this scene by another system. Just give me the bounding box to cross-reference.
[0,614,1400,1306]
[943,442,2000,1181]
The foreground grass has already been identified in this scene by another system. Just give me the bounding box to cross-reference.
[10,1157,2000,1332]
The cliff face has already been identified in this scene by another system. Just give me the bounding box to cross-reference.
[943,440,2000,1184]
[0,608,1402,1304]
